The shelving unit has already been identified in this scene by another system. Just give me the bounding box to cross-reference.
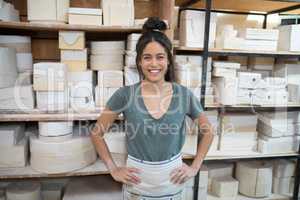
[176,0,300,200]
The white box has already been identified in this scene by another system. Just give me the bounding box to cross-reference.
[240,28,279,41]
[216,36,245,50]
[70,97,95,111]
[124,66,140,86]
[104,131,127,154]
[0,124,25,146]
[0,85,35,110]
[98,70,123,88]
[222,113,257,133]
[33,62,68,91]
[278,25,300,52]
[273,177,290,194]
[175,67,202,87]
[68,8,102,26]
[39,122,73,137]
[258,136,300,154]
[68,71,94,98]
[273,159,296,178]
[90,54,123,71]
[27,0,69,23]
[0,35,31,53]
[0,138,28,168]
[288,84,300,103]
[95,86,119,107]
[91,41,125,54]
[182,134,198,156]
[102,0,134,26]
[61,49,87,72]
[0,1,19,22]
[213,61,241,69]
[212,67,236,78]
[59,31,85,50]
[274,63,300,87]
[180,10,217,48]
[0,47,18,89]
[236,161,273,198]
[36,90,69,112]
[16,53,33,73]
[264,77,287,89]
[244,39,278,51]
[125,51,136,67]
[211,176,238,197]
[237,88,252,104]
[213,77,238,105]
[238,72,262,89]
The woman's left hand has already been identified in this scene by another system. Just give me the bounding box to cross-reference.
[170,163,199,184]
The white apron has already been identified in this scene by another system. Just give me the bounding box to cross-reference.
[123,153,184,200]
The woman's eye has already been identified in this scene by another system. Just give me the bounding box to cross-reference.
[157,55,165,60]
[143,56,151,61]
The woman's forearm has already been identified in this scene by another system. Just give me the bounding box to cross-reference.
[90,109,119,172]
[191,114,214,171]
[91,131,117,172]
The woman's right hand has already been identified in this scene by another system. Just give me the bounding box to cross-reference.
[110,167,141,185]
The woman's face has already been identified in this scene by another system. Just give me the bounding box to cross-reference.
[139,41,169,84]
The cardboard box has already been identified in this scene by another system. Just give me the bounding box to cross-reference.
[68,8,102,26]
[240,28,279,41]
[102,0,134,26]
[59,31,85,50]
[238,72,262,89]
[33,62,68,91]
[180,10,217,48]
[95,86,119,107]
[27,0,69,23]
[278,25,300,52]
[98,70,123,88]
[90,54,123,71]
[213,77,238,105]
[61,49,87,72]
[0,47,18,89]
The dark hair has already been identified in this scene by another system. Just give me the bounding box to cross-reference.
[135,17,175,82]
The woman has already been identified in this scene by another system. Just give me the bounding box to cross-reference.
[91,17,214,199]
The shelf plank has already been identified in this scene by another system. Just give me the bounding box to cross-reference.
[0,152,297,179]
[0,154,194,179]
[0,21,142,33]
[209,48,300,57]
[206,151,299,160]
[174,47,300,57]
[207,192,291,200]
[205,103,300,109]
[176,0,300,14]
[0,108,105,122]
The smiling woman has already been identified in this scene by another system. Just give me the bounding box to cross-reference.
[90,17,214,200]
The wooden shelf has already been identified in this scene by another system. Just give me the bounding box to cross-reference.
[0,154,194,179]
[205,103,300,109]
[209,49,300,58]
[207,193,291,200]
[0,108,105,122]
[206,151,299,161]
[0,21,142,33]
[174,47,300,58]
[176,0,300,14]
[0,152,297,179]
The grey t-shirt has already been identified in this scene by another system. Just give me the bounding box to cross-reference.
[106,82,203,162]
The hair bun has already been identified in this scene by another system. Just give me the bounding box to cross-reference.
[142,17,167,33]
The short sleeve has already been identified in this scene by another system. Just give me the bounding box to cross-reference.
[186,90,203,120]
[106,87,128,113]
